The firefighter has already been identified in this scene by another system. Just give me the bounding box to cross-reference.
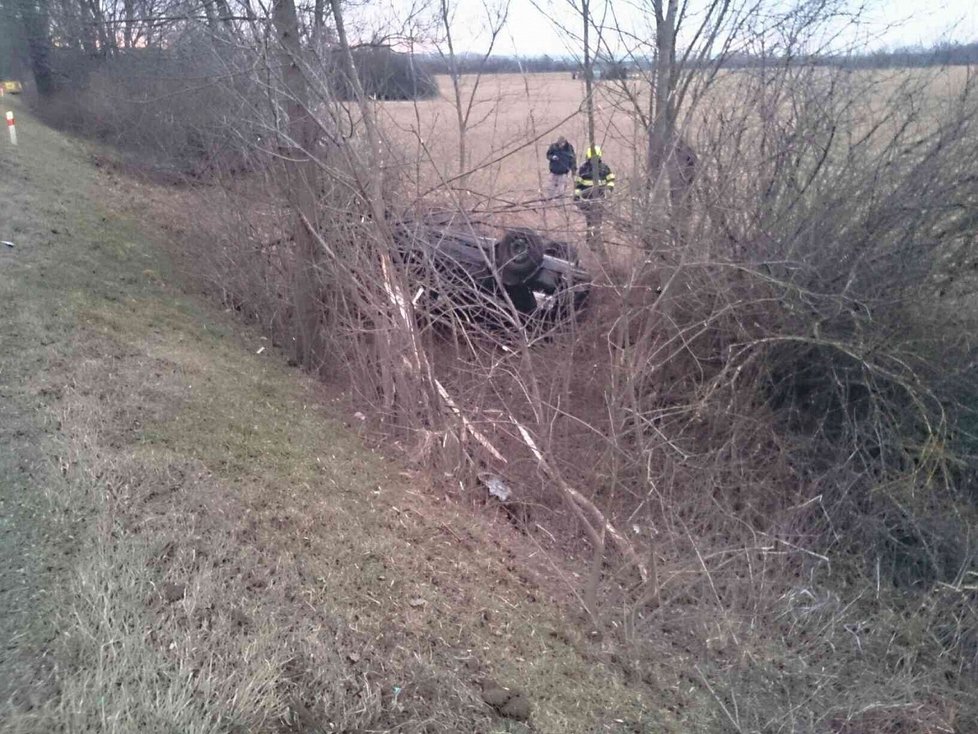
[573,145,615,203]
[574,146,615,239]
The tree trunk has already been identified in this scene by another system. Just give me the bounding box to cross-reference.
[330,0,435,423]
[72,0,98,54]
[582,0,595,164]
[17,0,54,95]
[580,0,611,271]
[53,0,83,52]
[439,0,467,182]
[648,0,678,196]
[312,0,335,46]
[83,0,113,55]
[123,0,134,47]
[272,0,323,368]
[203,0,219,33]
[215,0,235,34]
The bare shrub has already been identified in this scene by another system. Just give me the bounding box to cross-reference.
[38,40,265,175]
[326,45,439,101]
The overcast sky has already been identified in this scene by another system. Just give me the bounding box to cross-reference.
[417,0,978,57]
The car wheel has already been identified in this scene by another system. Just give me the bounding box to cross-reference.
[496,228,544,286]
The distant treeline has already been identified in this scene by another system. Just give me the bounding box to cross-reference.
[824,41,978,69]
[418,53,578,75]
[718,42,978,70]
[421,41,978,76]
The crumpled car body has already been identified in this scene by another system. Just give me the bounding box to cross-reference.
[391,217,590,331]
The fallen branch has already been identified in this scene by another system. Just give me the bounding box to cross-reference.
[436,380,508,463]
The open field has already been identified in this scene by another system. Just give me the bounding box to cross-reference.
[380,67,975,224]
[381,72,645,226]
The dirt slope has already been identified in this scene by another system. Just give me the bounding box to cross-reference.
[0,100,668,733]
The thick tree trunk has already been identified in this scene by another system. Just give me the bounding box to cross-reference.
[17,0,54,95]
[648,0,678,190]
[123,0,135,47]
[272,0,323,368]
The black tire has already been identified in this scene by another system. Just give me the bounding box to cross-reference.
[495,228,544,286]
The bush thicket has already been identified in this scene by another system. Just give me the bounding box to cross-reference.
[329,46,439,101]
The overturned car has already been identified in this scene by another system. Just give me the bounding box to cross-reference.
[390,218,591,332]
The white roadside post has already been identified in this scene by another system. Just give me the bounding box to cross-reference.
[6,111,16,146]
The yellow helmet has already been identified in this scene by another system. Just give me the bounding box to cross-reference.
[585,146,602,159]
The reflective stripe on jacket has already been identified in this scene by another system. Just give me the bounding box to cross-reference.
[574,159,615,196]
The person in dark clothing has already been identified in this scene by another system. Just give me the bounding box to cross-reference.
[545,136,576,198]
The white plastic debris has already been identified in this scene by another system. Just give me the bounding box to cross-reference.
[481,474,512,502]
[353,411,366,421]
[1,241,14,248]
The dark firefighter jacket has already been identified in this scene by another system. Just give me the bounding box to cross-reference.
[574,158,615,198]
